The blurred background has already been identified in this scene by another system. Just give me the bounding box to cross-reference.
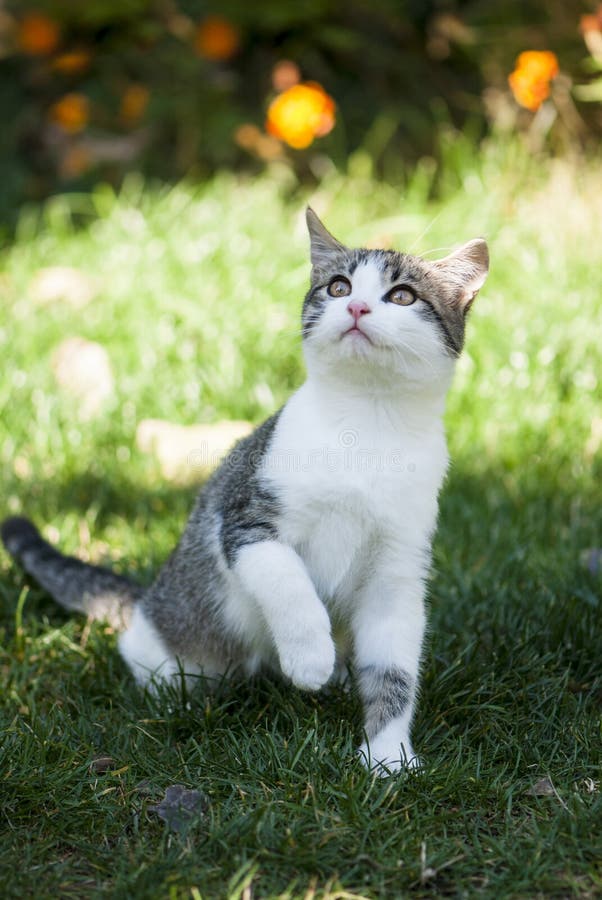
[1,9,601,895]
[0,2,600,532]
[1,0,601,224]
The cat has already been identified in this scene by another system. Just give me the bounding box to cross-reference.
[1,209,488,774]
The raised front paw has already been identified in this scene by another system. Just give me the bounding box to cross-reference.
[278,626,336,692]
[357,733,422,777]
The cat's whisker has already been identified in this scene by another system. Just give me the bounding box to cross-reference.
[419,247,455,259]
[406,211,443,254]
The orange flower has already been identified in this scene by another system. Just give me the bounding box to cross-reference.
[52,50,91,75]
[194,15,240,61]
[515,50,559,82]
[49,93,89,133]
[508,50,559,111]
[266,82,336,149]
[17,11,60,56]
[580,5,602,34]
[120,84,149,124]
[580,7,602,58]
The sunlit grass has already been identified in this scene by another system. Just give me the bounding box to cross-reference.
[1,144,601,897]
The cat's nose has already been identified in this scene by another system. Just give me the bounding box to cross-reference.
[347,300,370,321]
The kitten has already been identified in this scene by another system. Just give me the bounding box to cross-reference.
[1,209,488,774]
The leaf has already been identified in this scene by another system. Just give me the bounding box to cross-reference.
[29,267,97,308]
[89,756,116,774]
[148,784,209,833]
[136,418,252,482]
[573,79,602,102]
[52,336,114,419]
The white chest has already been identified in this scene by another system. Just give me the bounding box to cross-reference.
[261,386,449,602]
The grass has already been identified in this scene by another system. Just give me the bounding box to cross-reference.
[1,142,601,898]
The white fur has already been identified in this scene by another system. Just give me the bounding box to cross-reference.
[119,605,200,689]
[122,258,456,773]
[233,540,335,690]
[358,714,420,774]
[304,259,455,388]
[226,259,452,771]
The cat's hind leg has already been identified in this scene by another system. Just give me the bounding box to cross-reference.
[119,604,200,690]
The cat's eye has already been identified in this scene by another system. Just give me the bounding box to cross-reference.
[327,276,352,298]
[387,285,417,306]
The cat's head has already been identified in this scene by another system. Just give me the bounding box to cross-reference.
[302,208,488,388]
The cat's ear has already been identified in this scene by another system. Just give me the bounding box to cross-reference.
[306,207,345,272]
[432,239,489,312]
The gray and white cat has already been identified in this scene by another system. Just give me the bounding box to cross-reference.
[1,209,488,773]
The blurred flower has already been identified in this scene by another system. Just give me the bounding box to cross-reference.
[167,12,195,41]
[266,82,336,149]
[508,51,559,111]
[580,6,602,34]
[49,93,89,133]
[427,13,474,60]
[234,124,259,149]
[234,123,284,160]
[194,16,240,61]
[580,6,602,58]
[59,145,93,179]
[17,11,60,56]
[120,84,150,125]
[272,60,301,92]
[52,50,91,75]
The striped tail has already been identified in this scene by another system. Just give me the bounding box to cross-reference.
[1,516,144,629]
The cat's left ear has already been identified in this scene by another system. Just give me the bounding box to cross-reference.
[432,239,489,313]
[306,207,346,273]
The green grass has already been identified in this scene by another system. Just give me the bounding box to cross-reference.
[1,144,601,898]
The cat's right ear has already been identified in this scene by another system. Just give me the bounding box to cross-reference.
[306,207,345,273]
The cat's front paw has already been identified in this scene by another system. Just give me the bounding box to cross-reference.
[358,733,422,777]
[278,627,336,692]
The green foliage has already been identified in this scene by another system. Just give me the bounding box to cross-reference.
[1,1,600,223]
[1,149,601,896]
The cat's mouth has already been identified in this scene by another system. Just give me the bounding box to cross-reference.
[341,325,372,344]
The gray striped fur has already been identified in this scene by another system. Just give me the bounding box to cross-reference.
[1,412,284,671]
[1,517,143,629]
[303,217,487,356]
[358,665,413,738]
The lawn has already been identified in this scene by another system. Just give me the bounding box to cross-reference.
[1,143,601,898]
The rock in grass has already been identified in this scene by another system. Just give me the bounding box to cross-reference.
[527,776,570,811]
[52,336,114,419]
[89,756,115,774]
[528,777,556,797]
[29,266,97,309]
[136,418,252,482]
[148,784,209,833]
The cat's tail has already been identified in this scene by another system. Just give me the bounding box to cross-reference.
[1,516,144,629]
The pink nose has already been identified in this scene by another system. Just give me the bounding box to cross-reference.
[347,300,370,321]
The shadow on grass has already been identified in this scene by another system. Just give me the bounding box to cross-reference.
[1,453,600,746]
[2,466,198,536]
